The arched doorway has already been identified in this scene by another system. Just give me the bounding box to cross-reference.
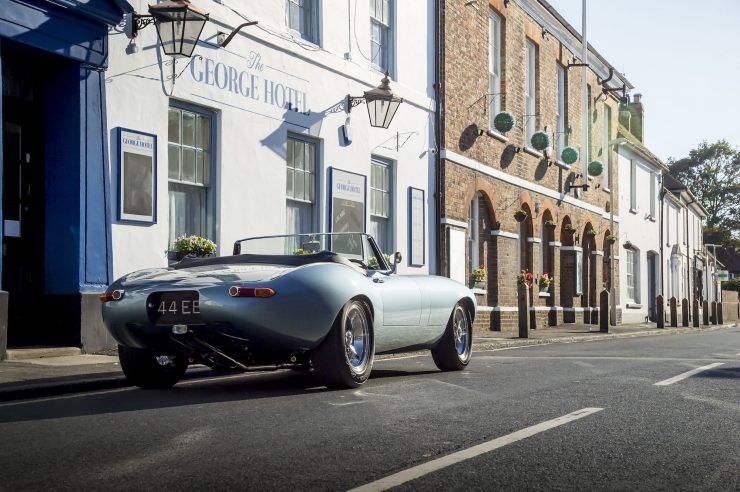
[466,191,498,305]
[582,223,597,324]
[560,216,575,321]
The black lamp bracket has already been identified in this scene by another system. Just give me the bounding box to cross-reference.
[218,21,258,47]
[132,14,154,37]
[567,61,589,70]
[345,95,367,113]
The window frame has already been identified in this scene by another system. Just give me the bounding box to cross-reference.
[167,102,217,249]
[524,39,538,143]
[556,63,567,157]
[370,155,394,253]
[603,105,611,190]
[487,9,502,127]
[469,193,480,277]
[630,159,637,211]
[370,0,394,76]
[287,0,321,45]
[286,133,320,234]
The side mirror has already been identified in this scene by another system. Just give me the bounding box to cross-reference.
[391,251,402,273]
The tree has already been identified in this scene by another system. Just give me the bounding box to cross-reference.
[668,140,740,234]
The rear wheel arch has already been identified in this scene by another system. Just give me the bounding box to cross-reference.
[459,297,476,325]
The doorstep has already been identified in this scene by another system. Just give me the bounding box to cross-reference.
[5,347,82,360]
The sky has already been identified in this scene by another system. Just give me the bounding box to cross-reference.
[545,0,740,163]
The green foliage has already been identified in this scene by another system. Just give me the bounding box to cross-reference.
[174,235,216,256]
[530,131,551,151]
[493,111,516,133]
[588,160,603,177]
[292,248,312,255]
[561,146,579,165]
[724,278,740,292]
[668,140,740,232]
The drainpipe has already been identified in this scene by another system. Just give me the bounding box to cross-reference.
[434,0,442,275]
[581,0,588,179]
[658,175,665,297]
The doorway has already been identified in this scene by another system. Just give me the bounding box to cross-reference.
[2,44,51,346]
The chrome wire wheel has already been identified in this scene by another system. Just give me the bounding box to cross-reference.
[343,302,370,375]
[453,305,472,363]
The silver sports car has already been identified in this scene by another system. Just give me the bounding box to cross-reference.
[101,233,476,389]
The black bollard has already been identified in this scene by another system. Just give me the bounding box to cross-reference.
[669,297,678,327]
[711,301,718,325]
[717,302,723,325]
[518,282,529,338]
[681,298,689,327]
[599,289,609,333]
[656,295,664,329]
[692,300,700,328]
[703,300,709,326]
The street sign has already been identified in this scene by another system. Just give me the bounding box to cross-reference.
[717,270,730,282]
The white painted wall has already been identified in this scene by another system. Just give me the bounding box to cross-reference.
[617,149,661,323]
[106,0,436,278]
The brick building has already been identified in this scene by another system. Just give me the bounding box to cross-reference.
[438,0,632,331]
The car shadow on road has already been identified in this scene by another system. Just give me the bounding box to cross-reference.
[694,365,740,379]
[0,367,443,424]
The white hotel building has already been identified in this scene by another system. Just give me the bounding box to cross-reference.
[106,0,436,282]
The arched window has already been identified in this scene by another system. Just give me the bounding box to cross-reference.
[468,193,481,276]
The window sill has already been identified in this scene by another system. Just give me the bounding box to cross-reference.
[602,187,611,193]
[538,292,551,298]
[471,288,487,295]
[587,175,594,181]
[523,147,543,158]
[485,129,509,143]
[629,208,639,214]
[648,216,657,222]
[552,160,572,170]
[626,303,643,309]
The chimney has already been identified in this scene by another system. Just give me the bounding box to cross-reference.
[629,93,644,142]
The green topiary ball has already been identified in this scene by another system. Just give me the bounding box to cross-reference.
[588,160,604,176]
[530,131,551,151]
[561,146,579,165]
[493,111,516,133]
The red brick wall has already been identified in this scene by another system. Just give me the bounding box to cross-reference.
[440,0,621,330]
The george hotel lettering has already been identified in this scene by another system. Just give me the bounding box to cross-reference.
[122,137,153,149]
[336,182,362,194]
[190,55,310,114]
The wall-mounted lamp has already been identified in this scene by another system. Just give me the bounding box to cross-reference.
[566,181,590,194]
[132,0,209,58]
[347,72,404,129]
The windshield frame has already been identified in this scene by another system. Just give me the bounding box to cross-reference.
[232,233,390,271]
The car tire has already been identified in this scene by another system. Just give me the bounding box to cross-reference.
[118,345,188,389]
[432,302,472,371]
[312,299,375,389]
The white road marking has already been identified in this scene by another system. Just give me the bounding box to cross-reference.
[348,407,603,492]
[654,363,725,386]
[327,401,367,407]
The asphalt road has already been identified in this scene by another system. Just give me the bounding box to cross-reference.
[0,327,738,491]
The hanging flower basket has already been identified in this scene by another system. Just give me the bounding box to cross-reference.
[514,208,528,222]
[564,224,576,233]
[606,234,617,243]
[586,228,597,236]
[493,111,516,133]
[544,219,557,228]
[560,146,579,165]
[623,240,634,250]
[530,131,551,151]
[588,160,604,177]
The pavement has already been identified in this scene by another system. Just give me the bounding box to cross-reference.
[0,321,736,402]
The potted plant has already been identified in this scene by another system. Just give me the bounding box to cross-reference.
[564,223,576,234]
[514,208,528,222]
[493,111,516,133]
[623,240,633,250]
[537,272,552,293]
[606,234,617,244]
[586,228,597,236]
[471,265,487,289]
[560,146,579,165]
[544,219,557,228]
[530,131,551,151]
[517,269,534,289]
[173,234,217,260]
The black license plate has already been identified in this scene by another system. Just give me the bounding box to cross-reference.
[149,291,201,324]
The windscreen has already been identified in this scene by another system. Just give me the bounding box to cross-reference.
[234,233,389,270]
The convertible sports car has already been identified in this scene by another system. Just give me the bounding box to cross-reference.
[101,233,476,389]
